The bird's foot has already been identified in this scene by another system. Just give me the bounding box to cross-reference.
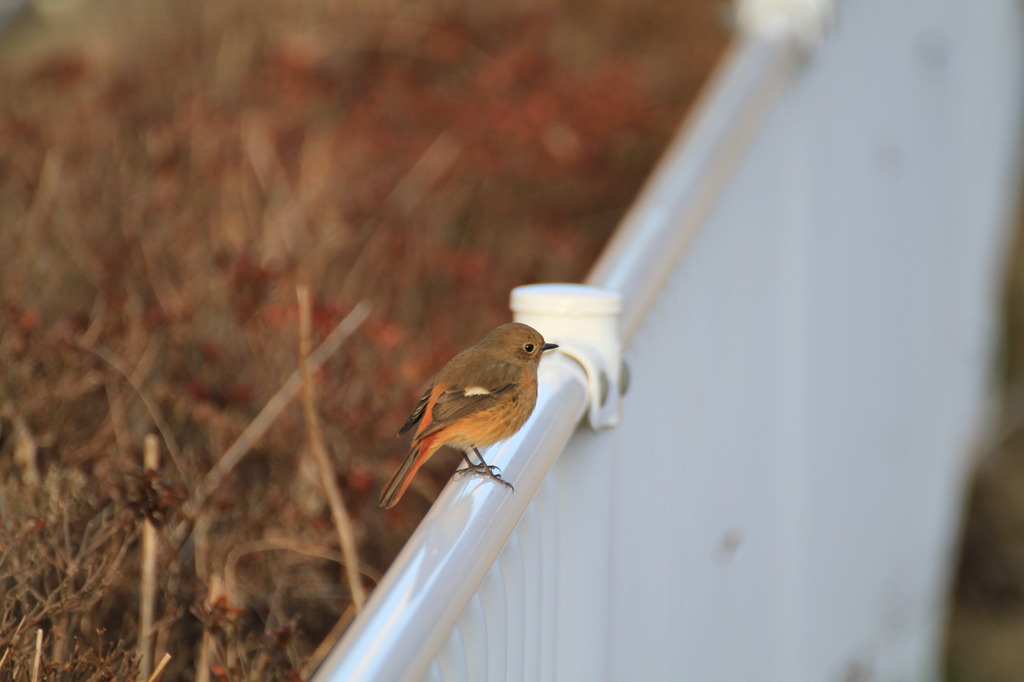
[454,463,515,492]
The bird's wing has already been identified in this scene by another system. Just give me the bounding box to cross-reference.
[417,362,520,439]
[398,385,433,437]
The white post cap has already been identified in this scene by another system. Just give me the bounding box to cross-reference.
[511,284,623,317]
[511,284,624,429]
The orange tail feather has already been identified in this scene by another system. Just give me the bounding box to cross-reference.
[379,435,442,509]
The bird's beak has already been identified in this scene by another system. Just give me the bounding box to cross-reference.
[542,343,559,352]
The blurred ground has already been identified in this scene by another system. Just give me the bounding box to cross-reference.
[0,0,726,679]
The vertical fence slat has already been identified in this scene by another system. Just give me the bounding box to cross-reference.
[433,625,468,682]
[517,504,543,682]
[458,594,489,681]
[536,478,559,682]
[480,562,509,682]
[499,531,526,682]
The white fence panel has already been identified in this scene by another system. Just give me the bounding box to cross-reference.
[314,0,1024,680]
[582,1,1024,679]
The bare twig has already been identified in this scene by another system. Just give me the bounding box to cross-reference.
[195,575,223,682]
[303,602,359,679]
[139,434,160,681]
[11,415,40,488]
[385,129,462,216]
[145,652,172,682]
[31,628,42,682]
[75,341,185,483]
[105,381,133,460]
[223,537,383,593]
[297,285,366,611]
[185,300,370,517]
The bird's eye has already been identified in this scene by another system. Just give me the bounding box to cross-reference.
[523,343,535,353]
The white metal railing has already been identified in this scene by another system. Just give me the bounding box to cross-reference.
[312,4,821,677]
[314,354,588,680]
[312,0,1024,679]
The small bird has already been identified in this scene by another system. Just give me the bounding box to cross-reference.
[379,322,558,509]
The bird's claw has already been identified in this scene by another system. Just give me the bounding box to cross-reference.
[455,463,515,492]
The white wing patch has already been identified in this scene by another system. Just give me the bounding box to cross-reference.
[463,386,491,396]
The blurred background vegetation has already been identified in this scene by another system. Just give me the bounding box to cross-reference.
[0,0,726,678]
[0,0,1020,680]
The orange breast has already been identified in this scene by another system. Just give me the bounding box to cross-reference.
[435,375,538,451]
